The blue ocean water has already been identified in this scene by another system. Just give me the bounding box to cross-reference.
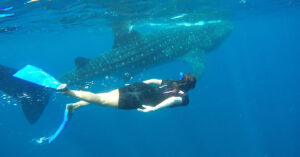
[0,0,299,157]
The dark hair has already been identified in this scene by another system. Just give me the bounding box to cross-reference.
[171,73,196,91]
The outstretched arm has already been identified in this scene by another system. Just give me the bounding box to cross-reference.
[142,79,162,86]
[138,96,182,112]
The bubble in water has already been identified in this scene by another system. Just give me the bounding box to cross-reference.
[18,92,32,99]
[84,81,95,89]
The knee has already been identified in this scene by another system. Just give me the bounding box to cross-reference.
[97,95,104,104]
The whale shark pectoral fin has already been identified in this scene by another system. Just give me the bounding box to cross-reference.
[181,50,206,79]
[75,57,90,69]
[111,21,142,49]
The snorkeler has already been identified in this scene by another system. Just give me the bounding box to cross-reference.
[12,65,196,143]
[58,73,196,115]
[46,73,196,143]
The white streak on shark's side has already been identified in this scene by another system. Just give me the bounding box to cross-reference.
[140,20,222,29]
[170,13,188,20]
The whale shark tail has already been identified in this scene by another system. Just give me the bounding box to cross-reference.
[0,64,52,124]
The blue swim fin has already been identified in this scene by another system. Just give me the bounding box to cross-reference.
[35,105,72,144]
[48,107,71,143]
[13,65,61,89]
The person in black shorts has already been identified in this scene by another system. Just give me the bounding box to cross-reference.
[57,73,196,115]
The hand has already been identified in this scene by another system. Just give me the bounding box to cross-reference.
[137,105,157,112]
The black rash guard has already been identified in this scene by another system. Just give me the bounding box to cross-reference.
[118,80,189,109]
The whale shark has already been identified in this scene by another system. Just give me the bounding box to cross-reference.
[60,20,233,85]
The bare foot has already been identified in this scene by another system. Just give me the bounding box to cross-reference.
[66,103,76,118]
[57,84,68,92]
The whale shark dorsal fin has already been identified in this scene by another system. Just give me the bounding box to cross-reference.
[181,50,206,79]
[75,57,90,69]
[112,21,142,49]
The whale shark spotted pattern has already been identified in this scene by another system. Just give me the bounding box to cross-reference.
[60,20,233,85]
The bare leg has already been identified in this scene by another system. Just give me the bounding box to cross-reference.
[63,100,88,117]
[57,83,119,115]
[62,89,119,111]
[70,100,89,110]
[63,90,103,105]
